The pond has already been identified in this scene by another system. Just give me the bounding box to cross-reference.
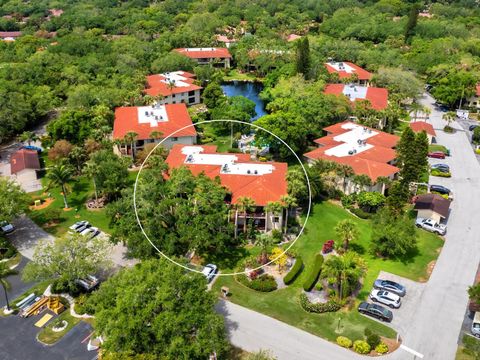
[221,81,267,121]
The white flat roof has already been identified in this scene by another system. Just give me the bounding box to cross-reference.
[161,71,191,88]
[325,123,378,158]
[183,47,216,52]
[342,84,368,101]
[181,146,274,175]
[137,105,168,127]
[327,61,355,73]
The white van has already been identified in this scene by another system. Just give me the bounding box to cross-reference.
[471,312,480,337]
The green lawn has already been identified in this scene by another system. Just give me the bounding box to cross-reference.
[213,201,443,343]
[37,307,81,345]
[223,69,262,82]
[29,172,138,236]
[429,144,449,154]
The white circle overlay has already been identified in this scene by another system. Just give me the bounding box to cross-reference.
[133,119,312,276]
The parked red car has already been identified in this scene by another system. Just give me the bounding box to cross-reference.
[322,240,335,254]
[428,151,445,159]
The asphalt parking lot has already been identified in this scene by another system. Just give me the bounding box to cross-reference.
[363,271,426,336]
[0,313,93,360]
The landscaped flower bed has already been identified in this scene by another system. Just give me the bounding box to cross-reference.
[299,293,342,313]
[236,273,278,292]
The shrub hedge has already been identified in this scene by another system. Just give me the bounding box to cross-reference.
[283,257,303,285]
[375,342,389,354]
[299,293,342,313]
[431,169,451,177]
[353,340,371,354]
[237,273,278,292]
[302,254,324,291]
[336,336,352,348]
[366,333,381,349]
[350,207,372,219]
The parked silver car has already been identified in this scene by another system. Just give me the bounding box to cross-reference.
[415,218,447,235]
[370,289,401,309]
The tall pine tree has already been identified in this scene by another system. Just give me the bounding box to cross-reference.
[404,4,420,44]
[397,126,418,185]
[296,37,311,80]
[413,130,429,181]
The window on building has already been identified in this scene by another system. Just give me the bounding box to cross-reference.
[189,97,196,104]
[188,90,195,96]
[172,137,178,142]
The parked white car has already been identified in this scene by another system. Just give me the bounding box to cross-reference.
[80,226,99,237]
[415,218,447,235]
[370,289,401,309]
[0,221,15,234]
[202,264,217,283]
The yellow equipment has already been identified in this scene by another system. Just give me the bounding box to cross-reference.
[22,296,65,318]
[34,314,53,328]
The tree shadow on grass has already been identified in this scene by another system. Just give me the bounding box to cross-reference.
[350,242,366,255]
[206,246,250,270]
[69,181,90,207]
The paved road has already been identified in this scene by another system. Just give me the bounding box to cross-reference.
[0,256,36,309]
[219,93,480,360]
[216,300,363,360]
[0,313,93,360]
[8,216,55,260]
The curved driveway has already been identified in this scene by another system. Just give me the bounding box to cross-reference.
[219,93,480,360]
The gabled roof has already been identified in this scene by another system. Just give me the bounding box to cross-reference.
[144,71,202,97]
[165,145,287,206]
[324,84,388,110]
[10,149,40,174]
[410,121,436,137]
[174,47,232,59]
[324,61,372,81]
[305,121,400,182]
[414,193,450,218]
[113,103,196,141]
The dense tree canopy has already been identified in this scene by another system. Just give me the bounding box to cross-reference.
[85,258,229,359]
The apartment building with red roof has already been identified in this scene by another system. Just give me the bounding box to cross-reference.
[324,83,389,111]
[324,61,372,86]
[145,71,202,106]
[165,144,288,233]
[467,84,480,110]
[215,35,237,48]
[409,121,436,144]
[304,121,399,194]
[174,47,232,68]
[113,103,196,157]
[9,149,42,192]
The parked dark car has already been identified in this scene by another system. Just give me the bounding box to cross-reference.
[374,279,406,297]
[20,145,42,152]
[431,163,450,172]
[358,302,393,322]
[428,151,446,159]
[430,185,451,195]
[470,125,478,132]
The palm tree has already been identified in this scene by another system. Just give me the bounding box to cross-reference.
[149,131,163,142]
[83,161,100,202]
[423,106,431,120]
[47,164,73,209]
[280,195,297,234]
[410,101,423,121]
[265,201,283,231]
[18,131,38,146]
[334,219,359,252]
[323,252,366,300]
[336,164,354,194]
[236,196,256,235]
[123,132,138,162]
[255,233,274,264]
[0,262,18,311]
[442,111,456,129]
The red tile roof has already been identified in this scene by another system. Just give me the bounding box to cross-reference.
[113,104,196,141]
[305,121,399,182]
[10,149,40,174]
[324,62,372,81]
[0,31,22,38]
[144,71,202,97]
[165,145,288,206]
[476,84,480,97]
[216,35,236,43]
[324,84,389,110]
[286,34,301,42]
[174,47,232,59]
[409,121,436,137]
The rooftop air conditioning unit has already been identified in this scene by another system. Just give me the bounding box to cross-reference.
[254,170,258,174]
[155,116,158,120]
[348,150,354,155]
[247,170,251,174]
[159,116,163,120]
[186,155,193,163]
[145,111,149,116]
[150,111,154,116]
